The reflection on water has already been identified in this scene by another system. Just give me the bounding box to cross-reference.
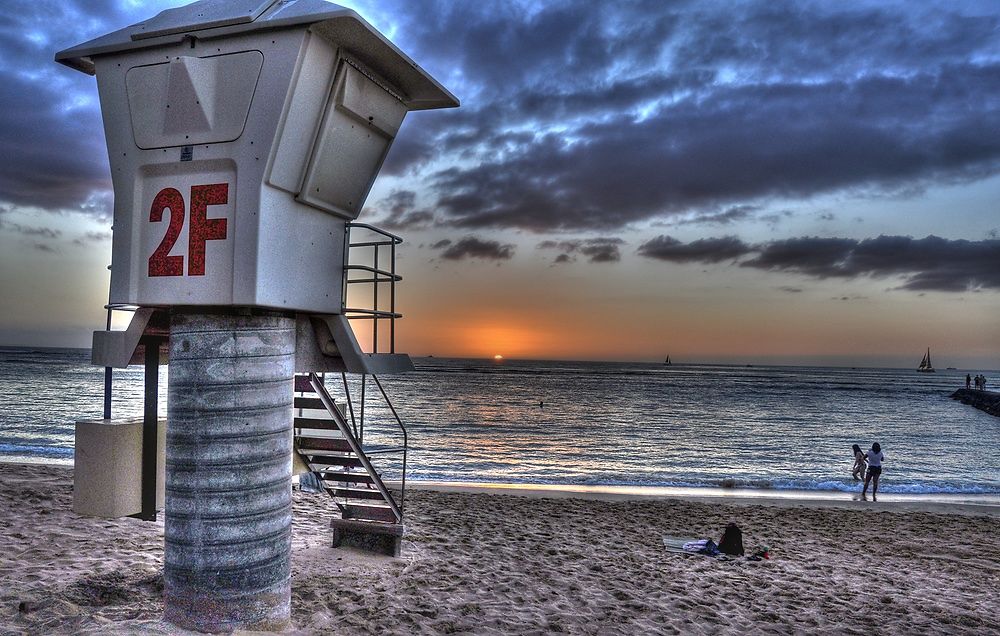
[1,349,998,496]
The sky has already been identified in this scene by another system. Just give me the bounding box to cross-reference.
[0,0,998,367]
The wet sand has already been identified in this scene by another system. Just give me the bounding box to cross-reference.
[1,463,998,634]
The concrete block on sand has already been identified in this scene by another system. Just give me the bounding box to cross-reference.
[73,418,165,518]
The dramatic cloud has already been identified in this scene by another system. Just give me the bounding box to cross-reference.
[374,190,437,230]
[637,234,1000,292]
[743,235,1000,292]
[432,236,515,261]
[0,1,126,213]
[3,0,1000,240]
[0,220,61,239]
[373,0,1000,232]
[668,206,761,227]
[72,230,111,246]
[637,235,754,263]
[538,238,624,263]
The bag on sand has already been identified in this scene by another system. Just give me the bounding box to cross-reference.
[718,523,745,556]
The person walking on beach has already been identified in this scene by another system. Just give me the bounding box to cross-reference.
[851,444,867,481]
[862,442,885,501]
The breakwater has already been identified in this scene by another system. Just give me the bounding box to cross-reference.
[951,389,1000,417]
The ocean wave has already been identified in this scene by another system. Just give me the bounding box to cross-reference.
[0,443,74,458]
[406,473,1000,496]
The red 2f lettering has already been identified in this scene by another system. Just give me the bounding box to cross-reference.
[148,183,228,277]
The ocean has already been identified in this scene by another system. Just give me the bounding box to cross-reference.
[1,347,998,499]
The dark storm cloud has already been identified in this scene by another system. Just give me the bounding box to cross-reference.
[430,67,1000,231]
[373,190,438,230]
[637,235,754,263]
[370,0,1000,232]
[73,230,111,246]
[432,236,515,261]
[0,1,130,214]
[637,234,1000,292]
[744,235,1000,292]
[6,0,1000,231]
[671,206,761,227]
[537,237,624,263]
[0,220,61,239]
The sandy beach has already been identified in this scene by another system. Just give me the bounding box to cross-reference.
[1,463,998,635]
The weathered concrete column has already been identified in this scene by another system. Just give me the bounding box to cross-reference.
[164,312,295,632]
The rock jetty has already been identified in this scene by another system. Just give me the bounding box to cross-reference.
[950,389,1000,417]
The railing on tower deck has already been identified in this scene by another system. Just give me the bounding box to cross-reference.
[339,222,410,515]
[342,223,402,355]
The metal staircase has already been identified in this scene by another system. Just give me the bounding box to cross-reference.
[293,223,413,556]
[294,372,407,556]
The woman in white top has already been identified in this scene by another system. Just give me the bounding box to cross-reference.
[862,442,885,500]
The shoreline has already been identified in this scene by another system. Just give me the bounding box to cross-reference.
[4,460,997,512]
[404,480,1000,517]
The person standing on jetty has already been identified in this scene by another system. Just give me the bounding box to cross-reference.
[966,374,972,389]
[862,443,885,501]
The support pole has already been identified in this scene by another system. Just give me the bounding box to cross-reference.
[137,337,160,521]
[103,307,113,419]
[164,312,295,633]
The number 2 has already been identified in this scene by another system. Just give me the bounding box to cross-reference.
[148,183,228,277]
[148,188,185,277]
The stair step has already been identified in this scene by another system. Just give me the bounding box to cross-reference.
[343,503,397,522]
[293,396,327,410]
[298,437,352,453]
[305,454,363,468]
[331,518,404,537]
[317,471,375,484]
[294,416,339,430]
[328,487,385,501]
[294,375,316,393]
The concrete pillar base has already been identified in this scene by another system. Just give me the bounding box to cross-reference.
[164,312,295,633]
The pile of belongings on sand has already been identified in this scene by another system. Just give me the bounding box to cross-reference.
[663,523,770,561]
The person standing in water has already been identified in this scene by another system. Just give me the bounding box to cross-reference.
[851,444,867,481]
[862,442,885,500]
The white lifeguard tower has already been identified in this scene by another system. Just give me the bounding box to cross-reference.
[56,0,457,631]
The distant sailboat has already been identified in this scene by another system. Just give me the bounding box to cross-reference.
[917,348,935,373]
[664,355,672,366]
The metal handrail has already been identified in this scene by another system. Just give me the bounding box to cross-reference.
[343,222,401,354]
[347,222,403,244]
[342,308,402,319]
[371,374,408,514]
[308,373,402,523]
[343,264,402,281]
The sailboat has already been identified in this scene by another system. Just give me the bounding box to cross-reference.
[664,355,672,366]
[917,348,935,373]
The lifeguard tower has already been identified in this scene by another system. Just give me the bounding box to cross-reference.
[56,0,457,631]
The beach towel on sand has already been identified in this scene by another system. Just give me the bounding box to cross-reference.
[663,536,770,560]
[663,536,721,556]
